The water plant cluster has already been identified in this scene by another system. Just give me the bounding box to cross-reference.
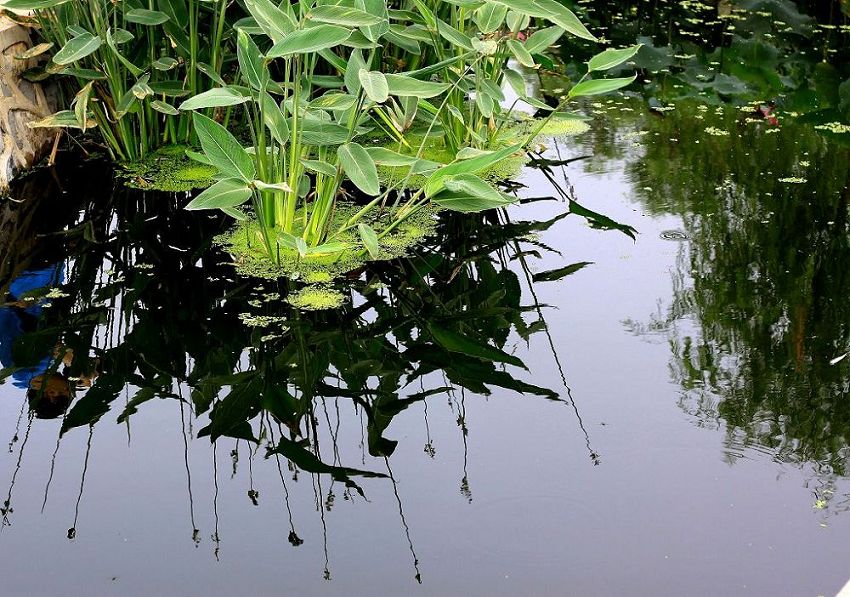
[2,0,639,273]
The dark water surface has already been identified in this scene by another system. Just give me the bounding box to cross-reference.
[2,103,850,597]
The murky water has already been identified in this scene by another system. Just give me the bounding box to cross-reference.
[2,100,850,596]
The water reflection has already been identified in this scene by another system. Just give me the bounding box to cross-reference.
[586,98,850,509]
[0,157,609,576]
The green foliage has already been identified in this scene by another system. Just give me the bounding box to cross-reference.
[10,0,235,161]
[15,0,638,267]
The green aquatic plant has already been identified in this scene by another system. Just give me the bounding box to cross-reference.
[377,1,639,156]
[2,0,235,161]
[214,203,439,281]
[179,0,540,271]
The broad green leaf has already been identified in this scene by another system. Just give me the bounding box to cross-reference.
[53,33,102,65]
[185,178,252,210]
[2,0,71,8]
[299,120,350,146]
[72,81,93,132]
[58,67,107,80]
[569,75,636,97]
[179,87,250,111]
[438,173,516,212]
[344,49,366,95]
[587,45,642,72]
[221,207,248,221]
[473,3,508,34]
[358,223,379,258]
[244,0,297,43]
[197,62,227,86]
[385,73,449,98]
[338,143,380,196]
[358,69,389,103]
[503,68,527,97]
[524,26,564,54]
[125,9,170,25]
[358,0,390,43]
[507,39,535,68]
[185,149,214,166]
[301,159,337,177]
[267,25,352,57]
[260,91,289,145]
[310,93,358,111]
[28,110,96,130]
[436,19,473,51]
[237,29,269,91]
[152,56,178,71]
[192,113,256,182]
[106,28,142,76]
[308,5,384,27]
[489,0,596,42]
[151,100,179,115]
[425,143,522,197]
[429,325,525,368]
[364,146,418,166]
[307,241,349,256]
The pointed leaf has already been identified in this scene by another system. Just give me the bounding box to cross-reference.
[338,142,380,196]
[358,69,389,103]
[53,32,102,65]
[587,45,642,72]
[185,178,253,210]
[267,25,352,57]
[569,75,636,97]
[358,223,379,258]
[179,87,250,111]
[192,112,256,181]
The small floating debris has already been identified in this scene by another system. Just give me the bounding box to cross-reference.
[778,177,807,184]
[829,353,847,366]
[659,230,690,241]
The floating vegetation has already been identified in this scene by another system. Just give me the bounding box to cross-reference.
[704,127,731,137]
[534,116,592,139]
[238,313,288,328]
[120,146,218,192]
[216,203,439,281]
[814,123,850,134]
[286,286,346,311]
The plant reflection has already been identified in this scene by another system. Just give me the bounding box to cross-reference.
[0,156,601,573]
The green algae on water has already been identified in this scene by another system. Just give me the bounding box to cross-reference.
[286,285,346,311]
[215,202,439,281]
[120,145,217,192]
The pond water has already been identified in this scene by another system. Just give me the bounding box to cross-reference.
[2,98,850,597]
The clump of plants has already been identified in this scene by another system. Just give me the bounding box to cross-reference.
[3,0,235,161]
[10,0,642,280]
